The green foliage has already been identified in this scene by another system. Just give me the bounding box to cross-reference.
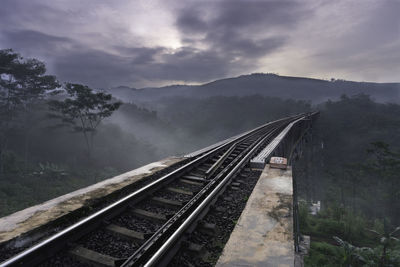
[1,150,24,175]
[304,242,342,267]
[342,211,369,244]
[0,50,156,216]
[316,218,345,237]
[298,201,309,229]
[0,164,121,217]
[0,49,59,111]
[300,204,371,246]
[32,162,68,179]
[333,236,369,266]
[297,94,400,267]
[49,83,122,133]
[331,234,400,267]
[302,210,400,266]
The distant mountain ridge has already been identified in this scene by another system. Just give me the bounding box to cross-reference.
[108,73,400,104]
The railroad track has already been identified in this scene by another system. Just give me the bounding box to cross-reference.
[0,114,307,267]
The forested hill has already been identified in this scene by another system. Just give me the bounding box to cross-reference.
[108,73,400,105]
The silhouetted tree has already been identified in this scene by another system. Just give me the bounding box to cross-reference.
[0,49,59,176]
[49,83,122,160]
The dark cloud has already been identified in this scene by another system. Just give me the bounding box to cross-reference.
[0,0,308,88]
[0,30,73,58]
[154,47,231,81]
[172,1,307,81]
[176,11,208,34]
[213,1,305,30]
[114,46,165,64]
[54,50,133,88]
[0,0,397,87]
[176,1,306,34]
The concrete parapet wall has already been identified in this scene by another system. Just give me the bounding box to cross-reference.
[0,157,184,245]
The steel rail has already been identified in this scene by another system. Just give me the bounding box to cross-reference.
[184,114,304,157]
[0,114,301,267]
[121,132,270,266]
[205,142,237,178]
[141,120,286,267]
[121,117,296,266]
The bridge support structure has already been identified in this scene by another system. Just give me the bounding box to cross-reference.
[218,112,318,266]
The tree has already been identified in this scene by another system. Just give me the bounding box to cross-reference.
[364,142,400,224]
[333,236,367,266]
[48,83,122,161]
[0,49,59,177]
[368,220,400,267]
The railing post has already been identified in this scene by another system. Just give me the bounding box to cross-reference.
[292,160,300,253]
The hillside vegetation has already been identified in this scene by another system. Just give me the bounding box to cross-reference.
[295,95,400,266]
[108,73,400,106]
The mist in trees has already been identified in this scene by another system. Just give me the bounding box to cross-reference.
[294,95,400,266]
[0,48,315,217]
[0,49,59,177]
[0,50,130,215]
[49,83,122,161]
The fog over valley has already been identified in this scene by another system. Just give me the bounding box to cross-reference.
[0,1,399,266]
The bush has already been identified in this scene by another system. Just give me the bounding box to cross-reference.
[315,218,345,237]
[299,201,310,230]
[305,242,342,267]
[2,150,24,175]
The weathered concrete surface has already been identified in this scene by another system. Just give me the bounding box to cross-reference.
[216,165,294,267]
[0,157,183,244]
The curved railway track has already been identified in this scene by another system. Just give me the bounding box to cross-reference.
[0,114,306,267]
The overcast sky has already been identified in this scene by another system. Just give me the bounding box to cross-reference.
[0,0,399,88]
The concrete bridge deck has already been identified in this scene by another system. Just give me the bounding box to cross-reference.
[217,164,295,267]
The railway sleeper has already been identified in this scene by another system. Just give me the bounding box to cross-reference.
[188,172,206,179]
[181,241,207,258]
[211,205,226,213]
[184,174,207,182]
[196,166,209,172]
[105,224,150,243]
[221,196,233,202]
[69,245,119,267]
[131,208,170,222]
[187,242,204,253]
[166,187,195,196]
[179,178,204,186]
[197,221,218,236]
[151,196,184,208]
[238,173,248,179]
[210,157,220,162]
